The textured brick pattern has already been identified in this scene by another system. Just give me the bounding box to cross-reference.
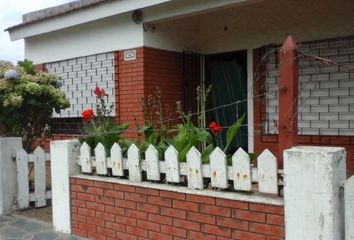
[71,177,285,240]
[46,52,116,118]
[116,47,183,139]
[253,44,354,175]
[264,36,354,136]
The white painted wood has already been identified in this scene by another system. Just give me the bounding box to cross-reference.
[95,143,107,175]
[186,147,203,190]
[146,145,160,181]
[165,145,180,183]
[80,142,92,173]
[28,152,50,163]
[16,149,30,209]
[232,147,252,191]
[210,147,228,189]
[29,191,51,202]
[247,49,254,153]
[51,139,81,234]
[257,149,278,195]
[284,146,346,240]
[111,143,124,176]
[345,175,354,240]
[34,147,46,207]
[127,144,142,182]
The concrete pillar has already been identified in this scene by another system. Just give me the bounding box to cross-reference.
[0,137,22,215]
[345,175,354,240]
[50,139,80,234]
[284,146,346,240]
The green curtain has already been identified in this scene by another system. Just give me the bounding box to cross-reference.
[207,60,248,152]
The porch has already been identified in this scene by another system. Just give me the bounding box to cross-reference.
[130,0,354,173]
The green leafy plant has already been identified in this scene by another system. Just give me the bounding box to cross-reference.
[79,86,128,155]
[0,60,70,151]
[171,94,213,162]
[18,59,36,75]
[133,87,171,159]
[207,114,256,165]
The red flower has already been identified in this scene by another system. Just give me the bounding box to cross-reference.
[93,86,107,98]
[209,122,222,135]
[82,109,95,123]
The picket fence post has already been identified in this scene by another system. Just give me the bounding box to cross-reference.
[187,147,203,190]
[165,145,180,183]
[111,143,123,176]
[210,147,228,189]
[146,145,160,181]
[50,139,80,234]
[16,148,30,209]
[34,147,46,207]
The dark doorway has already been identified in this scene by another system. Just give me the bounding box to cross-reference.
[205,51,248,152]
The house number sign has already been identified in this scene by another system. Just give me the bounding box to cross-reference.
[124,49,137,61]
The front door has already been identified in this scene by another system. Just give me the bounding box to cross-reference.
[206,51,248,152]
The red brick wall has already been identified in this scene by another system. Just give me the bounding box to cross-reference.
[115,47,183,139]
[252,48,354,175]
[71,177,285,240]
[116,48,145,139]
[144,47,183,123]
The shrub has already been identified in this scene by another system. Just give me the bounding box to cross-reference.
[0,60,70,150]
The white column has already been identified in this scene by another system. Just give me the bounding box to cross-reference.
[0,137,22,215]
[50,139,80,234]
[247,48,254,153]
[284,146,346,240]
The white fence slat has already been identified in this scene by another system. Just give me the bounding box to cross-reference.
[165,145,180,183]
[80,142,92,173]
[187,147,203,190]
[146,145,160,181]
[210,147,228,189]
[127,144,142,182]
[111,143,124,176]
[16,149,30,209]
[232,147,252,191]
[34,147,46,207]
[257,149,278,195]
[95,143,107,175]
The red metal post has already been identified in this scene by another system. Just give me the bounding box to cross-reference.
[278,35,299,168]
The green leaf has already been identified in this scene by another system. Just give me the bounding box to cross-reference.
[196,129,212,143]
[202,144,215,164]
[224,113,246,153]
[179,142,193,162]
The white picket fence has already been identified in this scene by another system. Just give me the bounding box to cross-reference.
[16,146,51,209]
[79,142,280,195]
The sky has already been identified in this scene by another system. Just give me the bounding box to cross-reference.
[0,0,71,64]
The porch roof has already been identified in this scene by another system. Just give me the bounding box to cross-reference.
[5,0,253,41]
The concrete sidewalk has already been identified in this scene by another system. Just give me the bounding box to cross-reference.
[0,214,85,240]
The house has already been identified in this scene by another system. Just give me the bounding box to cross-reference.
[6,0,354,174]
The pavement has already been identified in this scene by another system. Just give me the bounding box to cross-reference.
[0,214,85,240]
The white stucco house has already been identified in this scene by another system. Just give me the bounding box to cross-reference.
[6,0,354,174]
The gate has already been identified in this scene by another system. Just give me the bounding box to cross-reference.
[15,146,51,209]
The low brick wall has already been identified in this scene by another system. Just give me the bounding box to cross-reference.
[70,177,284,240]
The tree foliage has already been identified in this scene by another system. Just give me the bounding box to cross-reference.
[0,60,70,150]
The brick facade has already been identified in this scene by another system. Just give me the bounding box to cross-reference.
[116,47,183,139]
[264,37,354,136]
[71,177,285,240]
[253,36,354,175]
[46,52,116,118]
